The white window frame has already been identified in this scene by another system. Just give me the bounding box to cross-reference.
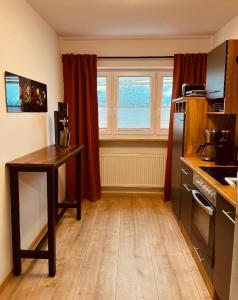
[97,69,173,140]
[157,70,173,136]
[113,71,156,136]
[97,72,112,135]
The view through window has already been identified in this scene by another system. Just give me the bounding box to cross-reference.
[118,76,151,129]
[97,76,107,129]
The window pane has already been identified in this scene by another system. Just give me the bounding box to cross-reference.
[118,76,151,129]
[160,76,173,129]
[97,77,107,129]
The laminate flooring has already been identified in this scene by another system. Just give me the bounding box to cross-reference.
[0,195,211,300]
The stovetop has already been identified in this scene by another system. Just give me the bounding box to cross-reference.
[200,166,238,185]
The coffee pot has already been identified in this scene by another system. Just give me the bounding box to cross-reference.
[196,129,217,161]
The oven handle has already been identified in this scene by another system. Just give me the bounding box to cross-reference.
[192,190,214,216]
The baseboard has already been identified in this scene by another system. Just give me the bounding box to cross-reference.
[0,271,13,295]
[102,186,163,197]
[28,224,48,251]
[0,223,48,293]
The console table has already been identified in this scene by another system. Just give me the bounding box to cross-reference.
[6,144,84,277]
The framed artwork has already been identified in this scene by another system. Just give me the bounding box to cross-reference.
[5,71,47,112]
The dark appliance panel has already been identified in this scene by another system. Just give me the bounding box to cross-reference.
[199,166,238,185]
[171,113,185,219]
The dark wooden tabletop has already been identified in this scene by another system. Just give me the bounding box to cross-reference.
[6,145,84,168]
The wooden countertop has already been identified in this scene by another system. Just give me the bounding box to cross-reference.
[6,145,84,168]
[180,157,237,207]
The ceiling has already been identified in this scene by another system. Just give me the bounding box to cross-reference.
[27,0,238,37]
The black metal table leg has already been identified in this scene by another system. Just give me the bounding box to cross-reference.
[7,145,84,277]
[9,169,21,275]
[47,168,56,277]
[54,168,58,221]
[76,151,82,220]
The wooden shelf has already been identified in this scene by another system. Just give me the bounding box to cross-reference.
[206,112,224,115]
[173,97,206,113]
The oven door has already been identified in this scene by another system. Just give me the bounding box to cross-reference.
[191,189,215,268]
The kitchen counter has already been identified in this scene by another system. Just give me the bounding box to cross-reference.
[180,157,237,207]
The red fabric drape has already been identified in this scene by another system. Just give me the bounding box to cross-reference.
[62,54,101,202]
[164,53,207,201]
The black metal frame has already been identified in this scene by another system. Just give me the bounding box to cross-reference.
[8,148,82,277]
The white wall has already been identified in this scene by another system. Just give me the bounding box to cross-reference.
[0,0,64,285]
[213,14,238,48]
[60,36,212,56]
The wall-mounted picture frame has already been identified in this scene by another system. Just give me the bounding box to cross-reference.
[5,71,48,112]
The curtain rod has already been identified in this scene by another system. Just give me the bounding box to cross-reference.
[97,56,174,59]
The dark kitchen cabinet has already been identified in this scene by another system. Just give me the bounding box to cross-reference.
[206,39,238,114]
[214,194,235,300]
[180,163,193,237]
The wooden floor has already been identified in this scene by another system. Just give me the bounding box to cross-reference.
[0,196,211,300]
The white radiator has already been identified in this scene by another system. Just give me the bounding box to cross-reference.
[100,153,166,188]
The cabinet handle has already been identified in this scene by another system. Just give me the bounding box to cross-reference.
[194,247,205,262]
[182,168,189,175]
[222,210,235,225]
[183,184,191,192]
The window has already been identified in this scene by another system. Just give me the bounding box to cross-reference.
[118,76,151,129]
[160,76,173,130]
[97,70,173,139]
[97,76,107,129]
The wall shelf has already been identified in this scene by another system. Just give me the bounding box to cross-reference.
[206,112,225,115]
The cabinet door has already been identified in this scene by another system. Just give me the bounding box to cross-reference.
[180,165,193,237]
[171,113,185,219]
[224,40,238,114]
[214,195,235,300]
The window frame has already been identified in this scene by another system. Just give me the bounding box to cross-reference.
[156,71,173,136]
[97,72,112,135]
[113,71,156,136]
[97,69,173,140]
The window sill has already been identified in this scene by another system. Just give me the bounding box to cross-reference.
[99,135,168,142]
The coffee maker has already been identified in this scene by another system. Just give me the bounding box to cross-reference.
[196,129,217,161]
[214,130,233,165]
[54,102,70,148]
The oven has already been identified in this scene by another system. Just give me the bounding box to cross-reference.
[192,173,217,280]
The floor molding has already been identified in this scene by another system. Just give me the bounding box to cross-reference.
[102,186,164,197]
[0,224,48,293]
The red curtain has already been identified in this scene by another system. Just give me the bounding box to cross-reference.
[164,53,207,201]
[62,54,101,202]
